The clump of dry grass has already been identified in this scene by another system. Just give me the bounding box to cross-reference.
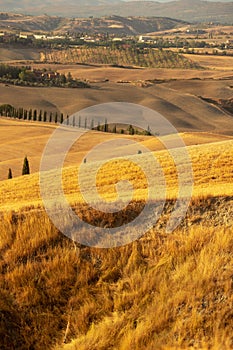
[0,196,233,350]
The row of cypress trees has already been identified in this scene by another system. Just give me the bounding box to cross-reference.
[8,156,30,180]
[0,104,152,135]
[0,104,66,124]
[0,104,110,130]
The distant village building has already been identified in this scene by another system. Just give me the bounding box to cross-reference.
[138,35,156,43]
[83,36,96,43]
[19,32,34,39]
[34,34,47,40]
[112,37,123,42]
[46,35,66,40]
[31,68,60,81]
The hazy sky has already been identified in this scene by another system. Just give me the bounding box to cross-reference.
[127,0,233,1]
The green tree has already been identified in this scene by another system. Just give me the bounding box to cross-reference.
[59,74,66,84]
[28,109,32,120]
[38,110,42,122]
[22,156,30,175]
[43,111,47,122]
[8,168,13,179]
[23,109,28,120]
[60,113,64,124]
[104,118,108,132]
[18,108,23,119]
[18,70,27,81]
[67,72,73,82]
[145,125,151,136]
[128,124,135,135]
[33,109,37,121]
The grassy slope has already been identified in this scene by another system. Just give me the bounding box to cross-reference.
[183,54,233,71]
[0,47,41,62]
[0,117,232,182]
[0,136,233,349]
[0,129,233,213]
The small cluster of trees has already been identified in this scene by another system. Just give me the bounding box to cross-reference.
[0,64,90,88]
[8,156,30,180]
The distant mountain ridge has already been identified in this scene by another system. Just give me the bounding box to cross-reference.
[1,0,233,23]
[0,13,187,34]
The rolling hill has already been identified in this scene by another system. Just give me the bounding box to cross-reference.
[0,73,233,138]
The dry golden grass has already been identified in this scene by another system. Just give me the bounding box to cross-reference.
[0,127,233,211]
[0,125,233,349]
[0,117,232,182]
[0,47,40,62]
[183,54,233,71]
[0,200,232,350]
[55,64,233,82]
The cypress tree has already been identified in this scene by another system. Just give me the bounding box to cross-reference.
[54,112,58,123]
[128,124,135,135]
[145,125,151,136]
[38,110,42,122]
[33,109,37,121]
[60,113,64,124]
[18,108,23,119]
[28,109,32,120]
[104,118,108,132]
[49,112,53,123]
[43,111,47,122]
[8,168,13,179]
[22,156,30,175]
[23,109,28,120]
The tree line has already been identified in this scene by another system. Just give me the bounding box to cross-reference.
[0,104,66,123]
[0,104,152,136]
